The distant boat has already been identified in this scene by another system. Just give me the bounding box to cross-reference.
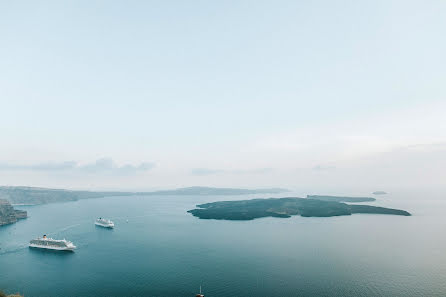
[196,285,204,297]
[29,235,76,251]
[95,218,115,228]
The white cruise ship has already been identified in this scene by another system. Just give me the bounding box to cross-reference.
[29,235,76,251]
[95,217,114,228]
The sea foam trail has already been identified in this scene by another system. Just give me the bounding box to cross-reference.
[52,223,81,235]
[109,213,156,222]
[0,243,28,255]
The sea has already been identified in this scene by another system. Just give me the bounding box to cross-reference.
[1,189,446,297]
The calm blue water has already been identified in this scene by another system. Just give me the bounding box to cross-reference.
[1,190,446,297]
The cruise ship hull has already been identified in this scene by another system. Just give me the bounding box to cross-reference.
[95,222,114,228]
[29,244,76,251]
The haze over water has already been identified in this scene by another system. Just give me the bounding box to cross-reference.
[1,190,445,297]
[1,1,445,296]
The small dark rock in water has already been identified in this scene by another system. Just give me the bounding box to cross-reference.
[187,197,411,221]
[372,191,387,195]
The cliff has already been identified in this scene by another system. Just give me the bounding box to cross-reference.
[143,186,289,196]
[0,186,289,205]
[0,199,27,226]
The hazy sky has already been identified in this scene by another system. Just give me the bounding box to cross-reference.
[0,0,445,190]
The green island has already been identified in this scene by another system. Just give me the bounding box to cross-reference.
[187,197,411,220]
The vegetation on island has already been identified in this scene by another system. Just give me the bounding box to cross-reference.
[187,197,411,220]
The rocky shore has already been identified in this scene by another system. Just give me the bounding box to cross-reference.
[0,199,27,226]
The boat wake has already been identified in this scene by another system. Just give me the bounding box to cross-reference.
[0,243,28,255]
[52,223,81,235]
[111,213,156,222]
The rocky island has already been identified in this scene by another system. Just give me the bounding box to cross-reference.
[0,199,27,226]
[187,197,410,220]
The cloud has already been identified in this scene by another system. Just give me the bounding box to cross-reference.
[0,161,77,171]
[388,142,446,153]
[312,165,336,171]
[234,168,274,174]
[80,158,155,174]
[191,167,273,176]
[0,158,155,175]
[191,168,224,176]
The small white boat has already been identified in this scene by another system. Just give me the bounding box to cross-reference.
[29,235,76,251]
[95,217,114,228]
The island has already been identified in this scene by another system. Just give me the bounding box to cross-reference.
[187,197,410,220]
[0,199,27,226]
[144,186,288,196]
[372,191,388,195]
[0,186,289,205]
[307,195,376,202]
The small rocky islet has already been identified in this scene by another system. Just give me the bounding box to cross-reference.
[187,195,411,220]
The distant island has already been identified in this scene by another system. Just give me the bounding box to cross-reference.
[372,191,388,195]
[144,186,288,196]
[187,197,410,220]
[307,195,376,202]
[0,199,27,226]
[0,186,289,205]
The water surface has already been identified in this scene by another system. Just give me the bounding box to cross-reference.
[1,190,445,296]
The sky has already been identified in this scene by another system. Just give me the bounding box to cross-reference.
[0,0,445,191]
